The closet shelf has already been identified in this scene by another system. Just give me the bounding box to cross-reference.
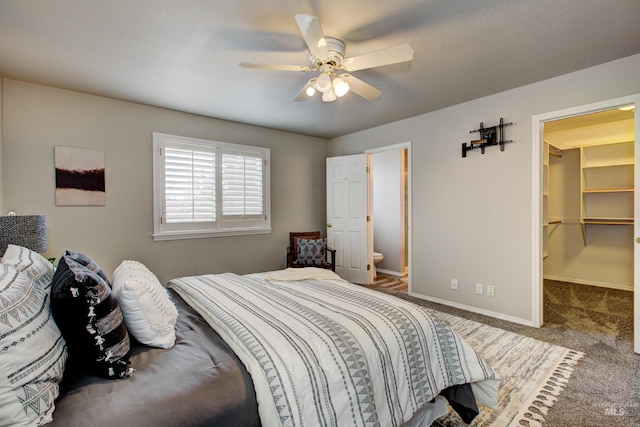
[582,160,634,169]
[582,218,634,225]
[579,141,635,243]
[582,188,634,193]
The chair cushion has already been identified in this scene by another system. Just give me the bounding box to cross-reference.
[295,238,327,266]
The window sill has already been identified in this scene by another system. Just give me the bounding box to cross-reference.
[152,227,272,241]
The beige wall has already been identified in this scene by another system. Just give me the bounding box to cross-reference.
[2,79,329,284]
[328,54,640,324]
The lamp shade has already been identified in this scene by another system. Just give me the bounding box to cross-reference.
[306,85,316,97]
[332,77,350,97]
[0,214,47,255]
[322,87,337,102]
[315,73,332,93]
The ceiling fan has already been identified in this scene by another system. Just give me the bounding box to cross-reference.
[239,14,414,102]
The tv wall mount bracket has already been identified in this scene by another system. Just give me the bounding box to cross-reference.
[462,118,513,158]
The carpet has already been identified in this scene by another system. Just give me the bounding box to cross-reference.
[368,280,637,426]
[425,307,584,427]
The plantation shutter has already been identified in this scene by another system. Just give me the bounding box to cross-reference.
[164,145,216,223]
[221,150,264,218]
[153,132,270,240]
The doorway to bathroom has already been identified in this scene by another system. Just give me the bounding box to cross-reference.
[368,142,410,291]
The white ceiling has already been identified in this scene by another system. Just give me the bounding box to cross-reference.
[1,0,639,139]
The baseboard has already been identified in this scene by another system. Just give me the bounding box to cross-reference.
[407,291,535,327]
[543,274,633,292]
[376,268,406,277]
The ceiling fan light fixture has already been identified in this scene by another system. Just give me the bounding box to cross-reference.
[333,76,350,97]
[322,87,337,102]
[241,14,414,104]
[316,72,332,93]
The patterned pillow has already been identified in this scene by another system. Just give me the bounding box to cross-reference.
[64,249,109,283]
[296,238,327,266]
[50,253,133,379]
[1,244,55,292]
[0,264,67,426]
[112,260,178,349]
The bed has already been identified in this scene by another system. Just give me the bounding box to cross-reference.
[0,245,498,427]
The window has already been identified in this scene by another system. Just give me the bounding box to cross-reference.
[153,133,270,240]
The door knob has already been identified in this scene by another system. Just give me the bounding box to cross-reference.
[327,224,332,228]
[636,237,640,244]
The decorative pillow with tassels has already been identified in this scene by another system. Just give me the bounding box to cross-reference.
[50,252,133,380]
[64,249,110,283]
[296,238,327,266]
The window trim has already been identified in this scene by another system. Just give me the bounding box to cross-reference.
[152,132,271,241]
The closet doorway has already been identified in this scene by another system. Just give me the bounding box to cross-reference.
[532,94,639,353]
[543,108,634,289]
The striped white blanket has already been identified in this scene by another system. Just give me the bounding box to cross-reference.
[168,272,498,427]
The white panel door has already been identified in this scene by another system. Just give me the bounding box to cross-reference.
[326,154,372,284]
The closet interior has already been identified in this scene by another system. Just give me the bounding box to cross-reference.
[542,106,635,291]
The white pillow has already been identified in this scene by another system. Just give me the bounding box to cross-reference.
[0,264,67,426]
[1,244,55,292]
[112,260,178,349]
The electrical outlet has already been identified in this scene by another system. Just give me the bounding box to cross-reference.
[476,283,483,294]
[451,278,458,290]
[487,285,495,297]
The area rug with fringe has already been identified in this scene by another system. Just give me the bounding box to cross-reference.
[426,308,584,427]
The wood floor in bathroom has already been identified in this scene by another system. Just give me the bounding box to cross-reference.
[373,272,408,292]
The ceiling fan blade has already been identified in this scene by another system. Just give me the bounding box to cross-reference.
[293,78,317,101]
[294,14,329,60]
[341,44,414,71]
[341,74,381,100]
[240,62,312,72]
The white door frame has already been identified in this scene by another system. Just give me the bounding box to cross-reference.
[531,94,639,353]
[366,141,412,292]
